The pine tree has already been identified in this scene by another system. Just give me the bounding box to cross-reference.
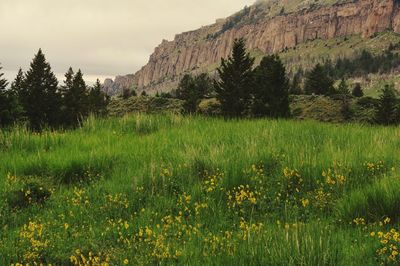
[20,49,62,130]
[0,64,12,126]
[376,84,398,125]
[337,78,350,95]
[11,68,24,97]
[63,69,89,127]
[88,79,109,116]
[252,55,290,117]
[215,38,254,117]
[176,73,212,113]
[304,64,335,95]
[352,83,364,97]
[141,90,147,97]
[8,68,25,123]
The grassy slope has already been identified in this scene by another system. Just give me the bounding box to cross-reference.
[1,114,400,265]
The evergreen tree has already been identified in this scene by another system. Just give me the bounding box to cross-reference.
[63,69,88,127]
[11,68,24,98]
[9,68,25,122]
[376,84,398,125]
[352,83,364,97]
[176,73,212,113]
[20,49,62,130]
[304,64,335,95]
[252,55,290,117]
[88,79,109,116]
[337,78,350,95]
[60,67,74,121]
[215,38,254,117]
[0,64,13,126]
[141,90,147,97]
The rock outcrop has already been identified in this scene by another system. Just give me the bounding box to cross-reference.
[104,0,400,95]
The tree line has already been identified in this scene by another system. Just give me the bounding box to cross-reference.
[0,49,109,130]
[177,38,290,118]
[176,38,400,125]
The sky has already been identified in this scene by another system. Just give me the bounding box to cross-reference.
[0,0,254,84]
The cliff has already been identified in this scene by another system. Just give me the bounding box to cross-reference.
[104,0,400,95]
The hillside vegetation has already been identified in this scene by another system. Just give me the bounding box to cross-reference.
[1,114,400,265]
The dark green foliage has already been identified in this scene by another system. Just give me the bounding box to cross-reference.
[356,97,379,109]
[252,55,290,118]
[341,100,353,121]
[375,84,399,125]
[121,87,136,99]
[337,78,350,95]
[88,79,109,116]
[322,49,400,79]
[11,68,24,98]
[176,73,213,113]
[160,92,172,98]
[141,90,147,97]
[215,38,254,117]
[62,69,89,127]
[352,83,364,98]
[18,49,62,130]
[304,64,335,95]
[0,65,22,126]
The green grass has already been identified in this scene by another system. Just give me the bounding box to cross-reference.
[1,114,399,265]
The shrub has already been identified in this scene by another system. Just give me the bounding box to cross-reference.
[356,97,379,109]
[197,98,221,116]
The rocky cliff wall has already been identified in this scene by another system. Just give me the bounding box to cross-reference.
[105,0,400,94]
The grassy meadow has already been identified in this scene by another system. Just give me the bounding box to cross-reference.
[1,114,400,265]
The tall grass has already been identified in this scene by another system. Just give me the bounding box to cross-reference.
[0,114,399,265]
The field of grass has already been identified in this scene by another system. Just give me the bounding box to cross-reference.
[1,114,400,265]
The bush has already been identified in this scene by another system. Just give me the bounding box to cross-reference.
[356,97,379,109]
[197,98,221,116]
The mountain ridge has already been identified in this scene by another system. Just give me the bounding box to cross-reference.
[103,0,400,95]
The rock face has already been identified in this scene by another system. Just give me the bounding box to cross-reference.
[104,0,400,95]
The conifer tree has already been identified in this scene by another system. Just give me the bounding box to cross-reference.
[176,73,213,113]
[215,38,254,117]
[11,68,24,97]
[63,69,88,127]
[88,79,109,116]
[0,64,13,126]
[337,78,350,95]
[352,83,364,97]
[252,55,290,117]
[376,84,398,125]
[304,64,335,95]
[20,49,61,130]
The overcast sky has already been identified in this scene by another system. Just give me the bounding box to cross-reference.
[0,0,254,83]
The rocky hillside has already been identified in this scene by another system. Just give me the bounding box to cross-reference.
[104,0,400,95]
